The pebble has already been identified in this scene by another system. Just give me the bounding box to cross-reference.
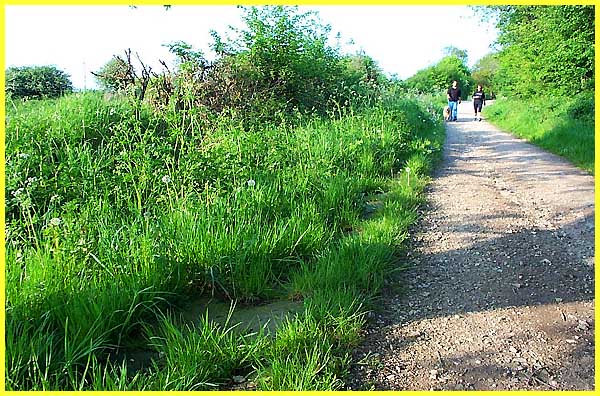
[577,320,590,330]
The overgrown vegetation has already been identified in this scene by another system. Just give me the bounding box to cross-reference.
[5,6,445,391]
[476,5,594,172]
[5,91,444,391]
[94,6,385,128]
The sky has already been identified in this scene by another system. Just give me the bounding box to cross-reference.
[5,5,498,90]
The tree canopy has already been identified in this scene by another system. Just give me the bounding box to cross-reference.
[404,52,473,96]
[6,65,73,99]
[478,5,594,98]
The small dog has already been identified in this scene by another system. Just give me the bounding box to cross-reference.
[443,106,451,121]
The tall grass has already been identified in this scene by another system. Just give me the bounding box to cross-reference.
[5,91,444,390]
[484,93,594,173]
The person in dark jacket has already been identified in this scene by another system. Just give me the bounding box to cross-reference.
[473,84,486,121]
[447,80,461,121]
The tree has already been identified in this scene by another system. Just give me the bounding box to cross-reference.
[404,54,473,95]
[479,5,594,97]
[93,56,134,92]
[93,50,152,102]
[471,53,499,98]
[5,65,73,99]
[443,46,468,64]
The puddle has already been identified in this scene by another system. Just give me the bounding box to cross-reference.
[363,200,385,219]
[108,296,305,374]
[180,297,305,334]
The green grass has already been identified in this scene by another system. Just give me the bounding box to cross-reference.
[5,91,445,390]
[484,93,594,174]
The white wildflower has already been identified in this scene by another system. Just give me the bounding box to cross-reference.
[247,179,256,187]
[17,153,29,159]
[162,175,171,184]
[49,217,62,226]
[12,188,24,197]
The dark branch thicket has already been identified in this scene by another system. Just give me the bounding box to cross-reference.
[92,6,386,128]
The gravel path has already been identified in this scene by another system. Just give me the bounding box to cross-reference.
[347,101,595,390]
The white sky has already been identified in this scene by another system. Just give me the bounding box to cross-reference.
[5,5,498,89]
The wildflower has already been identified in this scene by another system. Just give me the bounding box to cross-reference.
[405,166,411,174]
[162,175,171,184]
[12,188,24,197]
[49,217,62,226]
[17,153,29,159]
[247,179,256,187]
[26,176,38,185]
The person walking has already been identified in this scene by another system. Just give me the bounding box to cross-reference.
[447,80,461,121]
[473,84,486,121]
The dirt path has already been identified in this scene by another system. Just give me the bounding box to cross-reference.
[347,101,595,390]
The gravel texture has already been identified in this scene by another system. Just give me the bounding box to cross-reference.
[347,102,595,391]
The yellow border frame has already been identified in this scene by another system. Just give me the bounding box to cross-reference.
[1,2,597,395]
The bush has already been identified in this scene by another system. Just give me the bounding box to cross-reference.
[6,65,73,99]
[404,55,473,95]
[566,91,594,122]
[112,6,386,127]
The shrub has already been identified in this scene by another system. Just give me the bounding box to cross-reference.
[6,65,73,99]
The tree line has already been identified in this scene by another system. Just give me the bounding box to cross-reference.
[6,6,593,120]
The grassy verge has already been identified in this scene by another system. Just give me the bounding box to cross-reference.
[5,91,444,390]
[483,93,594,174]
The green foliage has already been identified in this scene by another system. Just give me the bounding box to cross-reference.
[143,312,265,390]
[482,5,594,98]
[104,6,385,127]
[209,5,355,118]
[5,91,445,390]
[474,6,594,171]
[443,46,468,64]
[6,7,445,391]
[5,65,73,99]
[404,54,473,96]
[471,53,499,98]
